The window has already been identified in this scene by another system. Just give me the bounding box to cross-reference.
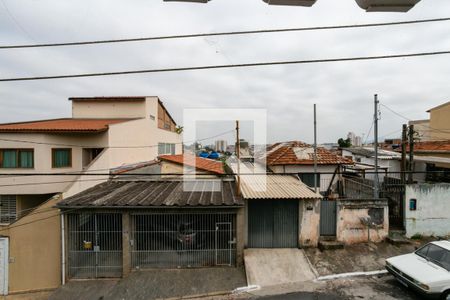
[52,148,72,168]
[158,143,176,155]
[416,243,450,271]
[0,149,34,168]
[298,173,320,188]
[0,195,17,224]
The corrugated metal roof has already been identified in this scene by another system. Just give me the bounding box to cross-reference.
[239,174,323,200]
[58,179,243,208]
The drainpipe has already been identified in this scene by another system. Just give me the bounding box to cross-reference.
[61,213,65,285]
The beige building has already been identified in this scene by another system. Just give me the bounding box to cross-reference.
[0,96,182,295]
[408,119,431,142]
[427,101,450,141]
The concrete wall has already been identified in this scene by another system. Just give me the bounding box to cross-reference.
[72,99,147,119]
[0,132,108,194]
[4,195,61,294]
[429,103,450,141]
[409,119,431,142]
[336,199,389,244]
[404,183,450,237]
[298,199,320,247]
[270,165,338,192]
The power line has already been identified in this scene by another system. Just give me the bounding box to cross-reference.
[0,129,234,148]
[380,103,450,135]
[1,50,450,82]
[1,17,449,50]
[363,121,374,145]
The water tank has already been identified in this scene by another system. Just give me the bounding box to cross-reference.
[355,0,421,12]
[262,0,317,6]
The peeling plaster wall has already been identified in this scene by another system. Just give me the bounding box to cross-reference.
[405,183,450,237]
[299,199,320,247]
[336,199,388,244]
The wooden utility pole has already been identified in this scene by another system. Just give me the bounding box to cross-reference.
[401,124,407,184]
[408,124,414,184]
[236,120,241,196]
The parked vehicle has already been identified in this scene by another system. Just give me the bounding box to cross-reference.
[386,240,450,299]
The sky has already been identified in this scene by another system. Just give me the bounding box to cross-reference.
[1,0,449,145]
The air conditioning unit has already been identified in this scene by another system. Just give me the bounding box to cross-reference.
[262,0,317,7]
[163,0,210,3]
[355,0,421,12]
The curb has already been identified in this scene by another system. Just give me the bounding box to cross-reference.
[156,290,231,300]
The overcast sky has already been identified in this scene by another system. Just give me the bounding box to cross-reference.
[1,0,449,145]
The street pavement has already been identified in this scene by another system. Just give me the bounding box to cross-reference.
[251,274,423,300]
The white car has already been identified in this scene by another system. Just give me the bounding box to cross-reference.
[386,240,450,299]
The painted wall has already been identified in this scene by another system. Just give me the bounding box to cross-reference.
[4,195,61,294]
[404,183,450,237]
[429,104,450,141]
[0,132,108,194]
[270,165,338,192]
[298,199,320,247]
[72,99,147,119]
[409,119,431,142]
[336,199,389,244]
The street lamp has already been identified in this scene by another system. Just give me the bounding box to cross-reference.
[262,0,317,6]
[354,0,421,12]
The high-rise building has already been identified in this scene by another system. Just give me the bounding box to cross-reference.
[215,140,228,152]
[347,132,362,147]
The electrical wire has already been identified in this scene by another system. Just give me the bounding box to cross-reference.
[0,129,234,148]
[1,50,450,82]
[1,17,449,50]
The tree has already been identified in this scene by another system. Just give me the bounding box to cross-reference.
[338,137,352,148]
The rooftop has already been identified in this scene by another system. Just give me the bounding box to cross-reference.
[0,118,134,133]
[427,101,450,112]
[159,154,225,175]
[405,140,450,153]
[262,141,353,166]
[343,147,401,160]
[69,96,149,101]
[57,179,243,208]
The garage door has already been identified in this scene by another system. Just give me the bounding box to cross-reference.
[248,200,299,248]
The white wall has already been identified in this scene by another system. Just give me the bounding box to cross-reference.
[405,183,450,237]
[269,165,338,192]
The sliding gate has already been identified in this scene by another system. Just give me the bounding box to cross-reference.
[67,213,123,278]
[130,212,236,268]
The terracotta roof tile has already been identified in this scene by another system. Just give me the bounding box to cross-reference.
[159,154,225,175]
[405,140,450,152]
[0,118,134,133]
[264,141,353,165]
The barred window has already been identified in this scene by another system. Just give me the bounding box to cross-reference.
[158,143,176,155]
[0,195,17,224]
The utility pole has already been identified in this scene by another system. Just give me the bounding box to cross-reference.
[408,124,414,184]
[236,120,241,196]
[313,104,318,193]
[373,94,379,199]
[401,124,407,184]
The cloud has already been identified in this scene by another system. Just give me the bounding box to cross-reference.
[0,0,449,144]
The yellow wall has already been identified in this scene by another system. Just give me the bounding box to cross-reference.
[429,104,450,140]
[4,195,61,294]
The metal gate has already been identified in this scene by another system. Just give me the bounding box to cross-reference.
[382,177,405,230]
[130,212,236,268]
[67,213,123,278]
[248,200,299,248]
[320,200,337,236]
[0,237,8,296]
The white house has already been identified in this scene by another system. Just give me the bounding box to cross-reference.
[260,141,353,193]
[0,96,183,224]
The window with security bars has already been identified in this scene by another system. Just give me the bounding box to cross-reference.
[0,195,17,224]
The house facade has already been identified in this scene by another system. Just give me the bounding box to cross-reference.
[0,96,182,294]
[262,141,352,194]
